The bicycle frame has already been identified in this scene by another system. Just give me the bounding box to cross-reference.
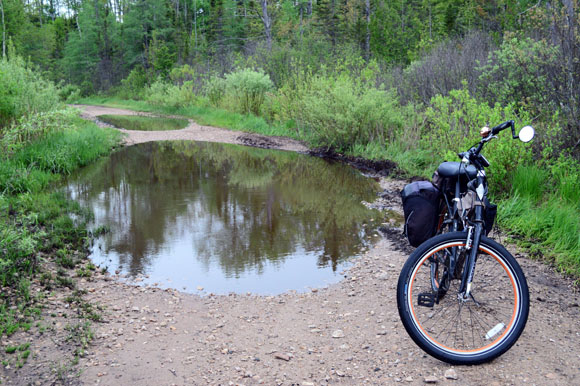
[439,122,514,299]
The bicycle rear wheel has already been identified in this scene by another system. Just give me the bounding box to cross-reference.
[397,232,529,365]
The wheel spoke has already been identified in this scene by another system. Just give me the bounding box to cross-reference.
[399,236,528,360]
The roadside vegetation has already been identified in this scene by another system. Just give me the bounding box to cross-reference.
[0,54,120,371]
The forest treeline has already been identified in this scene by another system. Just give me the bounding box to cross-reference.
[1,0,554,89]
[0,1,578,146]
[0,1,579,274]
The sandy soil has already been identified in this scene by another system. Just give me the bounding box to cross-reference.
[1,106,579,385]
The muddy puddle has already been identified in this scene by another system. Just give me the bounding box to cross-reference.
[65,141,384,294]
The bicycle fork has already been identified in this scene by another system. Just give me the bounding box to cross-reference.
[459,206,485,300]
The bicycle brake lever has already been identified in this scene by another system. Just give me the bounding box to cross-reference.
[482,135,498,143]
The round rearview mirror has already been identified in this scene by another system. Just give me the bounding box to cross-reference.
[519,126,535,143]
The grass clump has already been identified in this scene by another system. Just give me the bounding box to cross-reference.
[98,114,189,131]
[1,110,120,338]
[499,157,580,277]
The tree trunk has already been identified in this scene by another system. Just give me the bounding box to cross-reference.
[299,2,303,42]
[365,0,370,61]
[194,0,197,48]
[260,0,272,51]
[0,0,5,59]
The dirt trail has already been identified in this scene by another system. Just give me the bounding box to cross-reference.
[2,106,579,385]
[73,104,309,153]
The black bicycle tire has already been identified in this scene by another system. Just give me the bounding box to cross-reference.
[397,232,529,365]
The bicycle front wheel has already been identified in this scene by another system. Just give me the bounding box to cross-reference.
[397,232,529,365]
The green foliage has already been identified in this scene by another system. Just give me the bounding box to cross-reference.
[424,85,533,194]
[58,84,82,104]
[169,65,196,85]
[223,69,274,115]
[11,119,120,176]
[500,193,580,277]
[119,66,149,100]
[150,38,176,80]
[205,75,227,107]
[60,0,122,91]
[478,36,558,119]
[145,79,198,108]
[548,155,580,206]
[1,109,79,155]
[276,71,406,151]
[98,115,189,131]
[0,55,61,127]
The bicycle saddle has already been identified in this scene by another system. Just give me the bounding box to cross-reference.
[436,161,477,179]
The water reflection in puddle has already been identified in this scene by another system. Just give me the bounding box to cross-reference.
[65,141,382,294]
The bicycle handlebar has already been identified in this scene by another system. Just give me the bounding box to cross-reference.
[491,120,519,139]
[461,120,516,165]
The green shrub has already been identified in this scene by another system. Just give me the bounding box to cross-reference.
[58,84,82,104]
[119,65,149,100]
[276,72,406,150]
[145,79,197,108]
[169,65,196,85]
[205,75,227,107]
[424,85,533,194]
[478,36,559,121]
[0,56,62,127]
[224,69,274,115]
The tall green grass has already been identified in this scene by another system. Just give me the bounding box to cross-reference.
[1,118,120,194]
[499,161,580,277]
[1,112,121,336]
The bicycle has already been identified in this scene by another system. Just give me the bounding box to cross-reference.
[397,121,534,365]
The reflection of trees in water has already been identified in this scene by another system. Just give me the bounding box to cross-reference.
[66,141,381,277]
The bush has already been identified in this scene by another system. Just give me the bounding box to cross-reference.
[58,83,82,103]
[145,79,197,108]
[223,69,274,115]
[119,65,149,100]
[478,36,558,120]
[392,30,495,105]
[0,56,62,127]
[275,72,406,151]
[424,85,533,194]
[205,75,227,108]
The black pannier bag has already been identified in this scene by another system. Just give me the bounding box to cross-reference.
[401,181,442,247]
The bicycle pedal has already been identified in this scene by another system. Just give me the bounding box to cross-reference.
[417,292,436,307]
